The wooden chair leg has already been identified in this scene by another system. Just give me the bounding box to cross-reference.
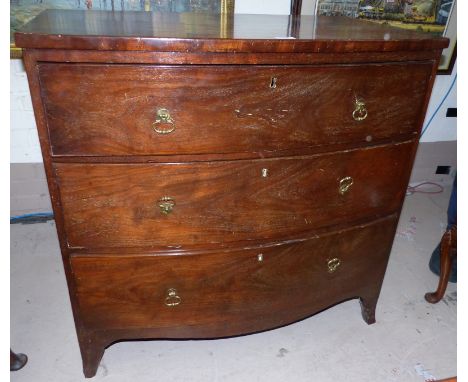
[425,227,456,303]
[10,349,28,371]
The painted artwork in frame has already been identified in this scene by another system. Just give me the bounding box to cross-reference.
[10,0,235,58]
[315,0,456,74]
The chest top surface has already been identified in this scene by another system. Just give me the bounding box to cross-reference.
[15,9,448,53]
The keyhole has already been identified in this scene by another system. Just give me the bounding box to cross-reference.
[270,77,277,89]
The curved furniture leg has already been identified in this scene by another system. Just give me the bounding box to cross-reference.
[10,349,28,371]
[360,295,378,325]
[79,332,108,378]
[425,226,456,304]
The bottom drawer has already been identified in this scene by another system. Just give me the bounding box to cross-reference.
[71,215,398,337]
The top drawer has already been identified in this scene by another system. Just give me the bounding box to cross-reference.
[39,62,432,157]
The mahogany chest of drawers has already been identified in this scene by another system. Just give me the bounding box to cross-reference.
[16,10,448,377]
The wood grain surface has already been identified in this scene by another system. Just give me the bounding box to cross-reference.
[55,141,413,250]
[17,9,446,377]
[71,214,397,335]
[40,62,431,157]
[15,10,448,52]
[27,48,440,66]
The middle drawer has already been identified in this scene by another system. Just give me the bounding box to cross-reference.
[55,141,413,250]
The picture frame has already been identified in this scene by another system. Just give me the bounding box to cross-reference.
[10,0,235,59]
[314,0,457,74]
[438,0,456,74]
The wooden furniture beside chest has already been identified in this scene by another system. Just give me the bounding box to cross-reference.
[16,10,448,377]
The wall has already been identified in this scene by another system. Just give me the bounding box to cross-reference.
[10,59,42,163]
[420,62,457,143]
[9,4,457,214]
[10,10,457,162]
[235,0,290,14]
[11,57,456,160]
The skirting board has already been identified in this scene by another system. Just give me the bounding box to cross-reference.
[409,140,457,186]
[10,162,52,217]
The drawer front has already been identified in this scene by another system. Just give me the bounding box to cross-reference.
[39,62,431,156]
[56,142,413,250]
[71,215,397,335]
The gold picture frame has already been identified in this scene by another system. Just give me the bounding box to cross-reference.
[315,0,457,74]
[438,0,456,74]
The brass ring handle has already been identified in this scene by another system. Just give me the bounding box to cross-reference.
[153,108,175,134]
[339,176,353,195]
[327,258,341,273]
[352,98,368,121]
[164,288,181,307]
[158,196,175,215]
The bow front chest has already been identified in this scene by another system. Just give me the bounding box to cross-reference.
[16,10,448,377]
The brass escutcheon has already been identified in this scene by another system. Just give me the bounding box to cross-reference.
[327,258,341,273]
[270,77,278,88]
[164,288,181,307]
[352,98,368,121]
[339,176,354,195]
[153,108,175,134]
[158,196,175,215]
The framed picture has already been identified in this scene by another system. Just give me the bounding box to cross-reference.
[438,0,456,74]
[10,0,235,58]
[315,0,457,74]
